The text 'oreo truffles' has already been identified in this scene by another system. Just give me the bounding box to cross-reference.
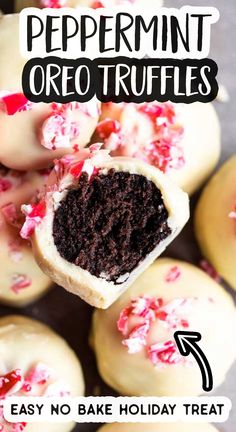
[21,145,189,308]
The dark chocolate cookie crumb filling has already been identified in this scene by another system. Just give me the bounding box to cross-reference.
[53,170,171,283]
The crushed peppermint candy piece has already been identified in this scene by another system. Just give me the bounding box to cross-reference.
[40,0,66,7]
[41,112,80,150]
[199,259,221,283]
[91,0,105,7]
[0,93,31,116]
[23,363,53,391]
[10,274,32,294]
[147,341,183,366]
[0,370,23,398]
[165,266,182,283]
[117,295,193,366]
[96,119,121,139]
[20,201,46,240]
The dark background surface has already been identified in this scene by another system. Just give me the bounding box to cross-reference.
[0,0,235,431]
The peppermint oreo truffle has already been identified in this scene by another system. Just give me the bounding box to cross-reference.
[21,146,189,308]
[98,424,218,432]
[96,101,221,195]
[15,0,163,12]
[195,155,236,291]
[91,258,236,395]
[0,166,51,307]
[0,315,84,432]
[0,14,101,170]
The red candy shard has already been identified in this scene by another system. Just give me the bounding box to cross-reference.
[11,274,32,294]
[0,370,23,398]
[91,0,105,7]
[40,0,66,7]
[96,119,121,140]
[70,161,85,178]
[1,94,29,116]
[165,265,181,283]
[28,201,46,219]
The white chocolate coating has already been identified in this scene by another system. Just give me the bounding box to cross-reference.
[99,102,221,196]
[28,149,189,308]
[195,155,236,291]
[92,258,236,395]
[0,14,101,170]
[15,0,163,13]
[0,315,84,432]
[98,424,218,432]
[0,168,51,307]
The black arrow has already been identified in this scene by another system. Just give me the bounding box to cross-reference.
[174,331,213,392]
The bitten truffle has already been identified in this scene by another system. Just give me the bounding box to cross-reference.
[21,146,189,308]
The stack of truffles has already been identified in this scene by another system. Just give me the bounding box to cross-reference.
[0,2,235,432]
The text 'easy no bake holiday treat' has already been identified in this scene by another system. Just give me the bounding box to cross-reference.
[21,146,189,308]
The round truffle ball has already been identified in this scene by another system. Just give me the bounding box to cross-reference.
[0,315,84,432]
[91,258,236,396]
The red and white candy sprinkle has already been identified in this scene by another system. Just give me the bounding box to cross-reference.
[165,266,181,283]
[97,102,185,173]
[0,93,32,116]
[20,201,46,240]
[10,274,32,294]
[40,0,66,7]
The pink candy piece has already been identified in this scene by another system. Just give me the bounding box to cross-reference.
[96,119,121,140]
[10,274,32,294]
[41,112,80,150]
[40,0,66,7]
[165,265,182,283]
[91,0,105,7]
[23,363,52,390]
[20,201,46,240]
[0,94,30,116]
[199,259,221,283]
